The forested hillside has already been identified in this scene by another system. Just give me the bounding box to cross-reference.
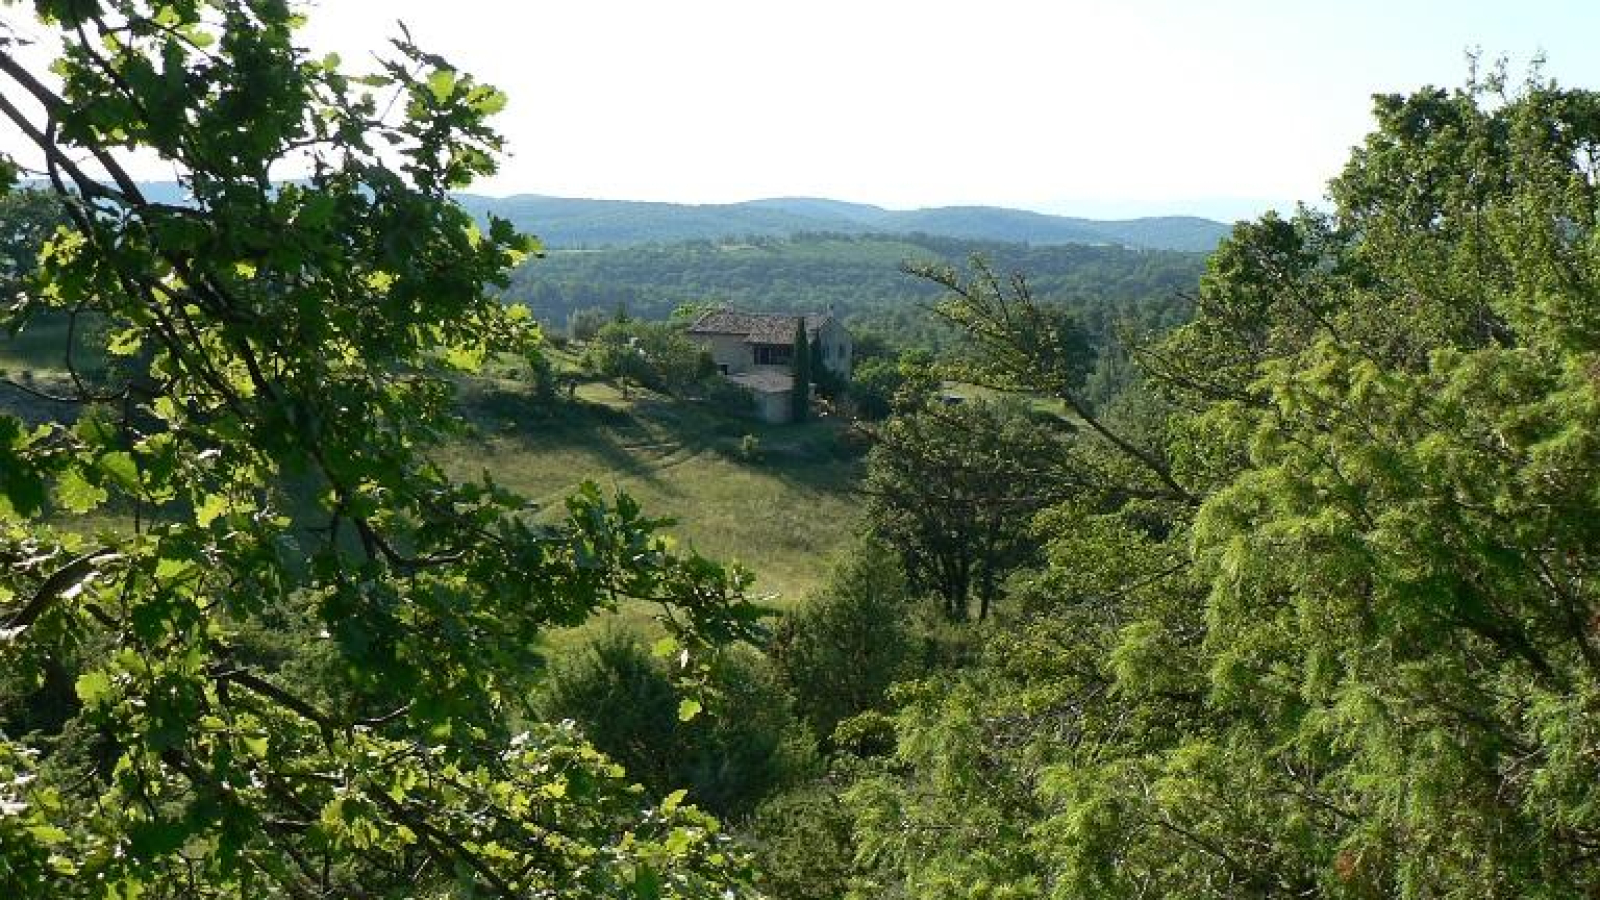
[454,193,1231,252]
[505,232,1203,349]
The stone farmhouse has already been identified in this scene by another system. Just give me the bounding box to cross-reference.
[686,309,853,423]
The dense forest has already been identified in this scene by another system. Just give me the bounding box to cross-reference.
[4,4,1600,900]
[503,232,1204,352]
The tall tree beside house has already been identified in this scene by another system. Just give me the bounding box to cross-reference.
[792,319,811,422]
[809,334,845,400]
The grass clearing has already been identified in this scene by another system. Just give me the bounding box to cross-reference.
[445,375,866,644]
[0,346,865,648]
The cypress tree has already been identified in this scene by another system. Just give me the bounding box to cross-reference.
[791,319,811,422]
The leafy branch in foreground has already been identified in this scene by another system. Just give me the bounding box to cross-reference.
[0,2,760,897]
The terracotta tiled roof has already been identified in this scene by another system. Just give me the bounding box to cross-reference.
[688,309,831,345]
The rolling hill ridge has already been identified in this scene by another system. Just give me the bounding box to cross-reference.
[73,183,1229,253]
[454,193,1231,253]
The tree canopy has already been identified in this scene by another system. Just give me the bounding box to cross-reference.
[0,3,761,897]
[833,72,1600,899]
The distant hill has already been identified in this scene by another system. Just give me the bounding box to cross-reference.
[46,183,1227,253]
[455,194,1231,253]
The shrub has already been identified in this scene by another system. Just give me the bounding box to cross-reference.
[770,541,914,743]
[702,378,755,416]
[748,783,858,900]
[538,629,813,820]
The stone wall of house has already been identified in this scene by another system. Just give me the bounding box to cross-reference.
[695,333,752,375]
[692,316,853,381]
[815,318,853,379]
[751,388,792,424]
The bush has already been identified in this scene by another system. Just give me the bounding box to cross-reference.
[702,378,755,416]
[770,541,914,743]
[748,783,858,900]
[583,319,712,396]
[538,629,814,820]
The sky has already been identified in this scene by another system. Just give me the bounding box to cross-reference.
[7,1,1600,221]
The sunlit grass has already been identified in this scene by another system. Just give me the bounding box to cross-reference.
[2,351,865,650]
[443,373,865,648]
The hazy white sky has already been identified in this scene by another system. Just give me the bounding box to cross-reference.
[8,2,1600,220]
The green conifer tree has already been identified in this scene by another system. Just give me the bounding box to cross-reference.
[791,318,811,422]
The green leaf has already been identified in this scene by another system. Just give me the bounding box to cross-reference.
[676,698,702,722]
[75,670,113,706]
[633,864,661,900]
[57,466,107,513]
[194,493,228,527]
[97,452,140,493]
[107,327,143,358]
[0,416,45,519]
[470,86,507,116]
[426,68,456,103]
[26,824,68,845]
[442,343,485,372]
[240,733,268,758]
[660,788,688,814]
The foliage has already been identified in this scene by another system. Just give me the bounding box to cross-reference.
[585,318,715,396]
[737,433,762,462]
[835,73,1600,899]
[791,319,811,423]
[0,4,761,898]
[747,781,860,900]
[539,630,816,822]
[844,349,939,421]
[863,398,1068,620]
[0,189,64,302]
[769,540,914,742]
[524,342,560,403]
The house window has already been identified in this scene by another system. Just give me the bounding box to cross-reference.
[753,345,792,366]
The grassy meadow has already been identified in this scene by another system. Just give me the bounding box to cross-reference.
[1,324,868,649]
[449,374,865,608]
